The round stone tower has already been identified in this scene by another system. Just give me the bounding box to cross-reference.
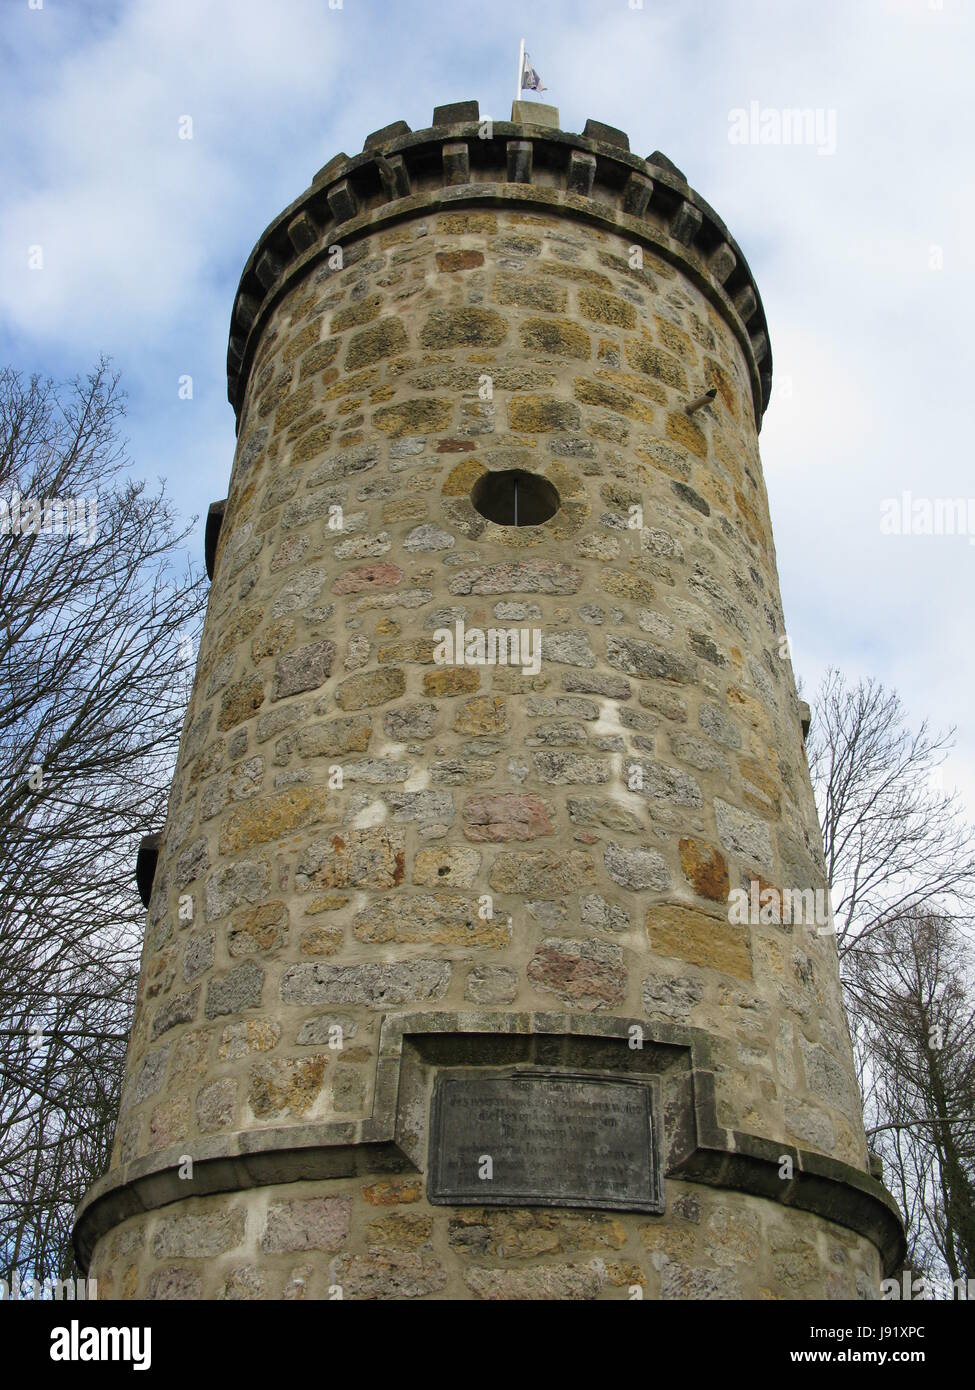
[74,99,903,1300]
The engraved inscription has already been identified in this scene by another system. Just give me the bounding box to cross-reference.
[428,1069,663,1212]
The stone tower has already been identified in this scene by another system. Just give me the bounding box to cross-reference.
[74,99,903,1300]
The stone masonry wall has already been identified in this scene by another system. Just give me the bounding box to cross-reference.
[90,1175,880,1301]
[82,192,886,1299]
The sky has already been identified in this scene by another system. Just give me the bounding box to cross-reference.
[2,0,973,809]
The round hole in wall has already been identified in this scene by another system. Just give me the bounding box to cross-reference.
[470,469,561,527]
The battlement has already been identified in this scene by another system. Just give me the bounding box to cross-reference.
[227,100,772,428]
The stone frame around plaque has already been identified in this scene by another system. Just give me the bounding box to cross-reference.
[72,1012,906,1275]
[426,1066,665,1215]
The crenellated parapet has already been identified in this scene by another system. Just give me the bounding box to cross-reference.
[227,100,772,428]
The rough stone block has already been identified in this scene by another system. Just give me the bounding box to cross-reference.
[363,120,411,151]
[204,960,264,1019]
[326,178,358,223]
[528,937,626,1009]
[506,140,533,182]
[648,904,752,980]
[582,118,629,149]
[335,667,406,710]
[510,100,560,128]
[442,140,470,185]
[262,1197,351,1253]
[566,149,597,196]
[623,172,653,216]
[433,100,479,126]
[272,641,336,700]
[714,798,775,873]
[670,200,703,246]
[604,842,670,892]
[462,793,553,842]
[490,848,595,896]
[280,959,451,1006]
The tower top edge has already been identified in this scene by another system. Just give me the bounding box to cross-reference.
[227,101,772,428]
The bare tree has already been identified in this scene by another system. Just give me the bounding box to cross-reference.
[856,914,975,1286]
[807,668,975,966]
[0,361,206,1285]
[807,668,975,1290]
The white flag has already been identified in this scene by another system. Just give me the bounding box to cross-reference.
[521,51,546,92]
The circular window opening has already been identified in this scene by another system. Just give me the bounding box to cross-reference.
[470,469,561,527]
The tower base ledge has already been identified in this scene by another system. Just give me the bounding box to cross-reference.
[74,1012,905,1276]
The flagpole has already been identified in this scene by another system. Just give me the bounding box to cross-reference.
[516,38,525,103]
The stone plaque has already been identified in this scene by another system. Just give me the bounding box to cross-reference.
[428,1068,663,1212]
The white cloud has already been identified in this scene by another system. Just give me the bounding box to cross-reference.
[2,0,974,814]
